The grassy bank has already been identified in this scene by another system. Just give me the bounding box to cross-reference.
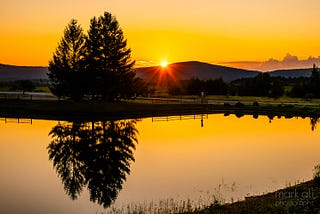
[0,99,215,121]
[1,98,320,121]
[105,179,320,214]
[193,179,320,214]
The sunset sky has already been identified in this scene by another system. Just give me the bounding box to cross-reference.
[1,0,320,70]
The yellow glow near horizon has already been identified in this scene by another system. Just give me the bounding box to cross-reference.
[1,0,320,67]
[160,61,168,67]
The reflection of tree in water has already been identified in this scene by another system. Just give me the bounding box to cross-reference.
[47,120,138,208]
[310,117,320,131]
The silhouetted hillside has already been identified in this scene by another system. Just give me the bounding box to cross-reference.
[0,64,48,81]
[135,61,258,83]
[0,62,314,83]
[269,68,312,78]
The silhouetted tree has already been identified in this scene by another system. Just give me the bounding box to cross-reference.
[168,78,229,96]
[48,19,86,100]
[288,65,320,99]
[289,78,309,98]
[270,79,284,98]
[310,117,320,131]
[168,80,188,95]
[84,12,135,101]
[231,73,272,97]
[48,120,138,208]
[310,64,320,98]
[254,73,271,96]
[186,78,204,95]
[205,78,228,95]
[10,80,35,94]
[132,78,156,97]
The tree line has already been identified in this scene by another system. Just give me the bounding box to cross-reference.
[168,65,320,99]
[289,65,320,98]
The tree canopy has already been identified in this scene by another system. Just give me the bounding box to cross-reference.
[85,12,135,101]
[48,19,86,100]
[48,12,136,101]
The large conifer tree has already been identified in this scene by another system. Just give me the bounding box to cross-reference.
[48,19,86,100]
[48,12,136,101]
[85,12,135,100]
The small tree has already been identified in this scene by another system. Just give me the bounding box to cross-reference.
[48,19,86,100]
[10,80,35,94]
[84,12,135,101]
[310,64,320,98]
[270,79,284,98]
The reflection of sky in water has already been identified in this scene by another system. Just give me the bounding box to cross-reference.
[117,115,320,206]
[0,114,320,213]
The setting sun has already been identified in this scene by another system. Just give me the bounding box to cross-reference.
[161,61,168,67]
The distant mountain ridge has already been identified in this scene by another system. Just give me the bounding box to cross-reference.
[269,68,312,78]
[0,64,48,81]
[0,62,314,83]
[135,61,259,83]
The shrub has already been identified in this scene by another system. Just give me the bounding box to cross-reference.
[253,101,259,106]
[235,102,244,107]
[313,164,320,186]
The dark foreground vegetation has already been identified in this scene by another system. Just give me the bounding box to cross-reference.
[1,98,320,121]
[168,64,320,100]
[193,165,320,214]
[194,181,320,214]
[0,79,49,93]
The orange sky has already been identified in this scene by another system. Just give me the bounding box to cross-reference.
[1,0,320,69]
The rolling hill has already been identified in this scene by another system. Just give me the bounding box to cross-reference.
[0,64,48,81]
[0,61,259,83]
[0,62,314,84]
[135,61,259,83]
[269,68,312,78]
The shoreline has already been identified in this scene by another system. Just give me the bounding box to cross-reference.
[195,179,320,213]
[1,98,320,121]
[2,98,320,213]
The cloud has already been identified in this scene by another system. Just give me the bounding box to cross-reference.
[262,54,320,71]
[134,60,159,68]
[220,54,320,71]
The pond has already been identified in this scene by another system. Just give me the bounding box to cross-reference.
[0,114,320,213]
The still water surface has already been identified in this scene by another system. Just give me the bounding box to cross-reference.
[1,114,320,213]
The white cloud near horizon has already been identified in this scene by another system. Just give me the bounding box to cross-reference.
[134,60,159,68]
[220,54,320,71]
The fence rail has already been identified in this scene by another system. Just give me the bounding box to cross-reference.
[136,96,209,104]
[0,117,32,124]
[152,114,208,122]
[0,92,57,100]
